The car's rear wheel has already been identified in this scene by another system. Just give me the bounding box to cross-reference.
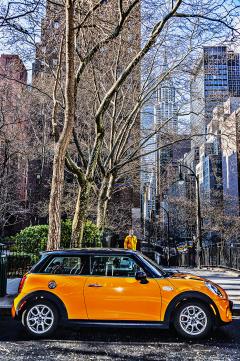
[173,301,213,339]
[22,300,59,338]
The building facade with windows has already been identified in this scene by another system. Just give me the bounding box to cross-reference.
[191,46,240,145]
[219,98,240,216]
[140,54,186,248]
[0,54,29,236]
[140,92,157,222]
[154,56,178,170]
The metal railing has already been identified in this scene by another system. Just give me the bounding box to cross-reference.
[0,242,40,278]
[179,243,240,270]
[202,243,240,270]
[0,244,7,296]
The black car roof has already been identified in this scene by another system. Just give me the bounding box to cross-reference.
[32,248,166,278]
[41,248,140,256]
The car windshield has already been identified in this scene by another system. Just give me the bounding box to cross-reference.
[139,254,168,277]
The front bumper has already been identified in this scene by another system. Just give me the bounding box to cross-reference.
[11,305,16,319]
[215,298,232,324]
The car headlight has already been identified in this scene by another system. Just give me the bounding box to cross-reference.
[205,282,223,298]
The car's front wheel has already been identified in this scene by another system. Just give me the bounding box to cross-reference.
[22,300,59,338]
[173,301,213,339]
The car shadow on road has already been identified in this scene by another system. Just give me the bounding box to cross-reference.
[0,317,240,345]
[1,316,240,361]
[58,321,240,344]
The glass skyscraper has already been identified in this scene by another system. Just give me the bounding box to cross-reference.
[140,98,156,220]
[154,56,178,133]
[191,46,240,136]
[154,56,178,170]
[140,55,178,220]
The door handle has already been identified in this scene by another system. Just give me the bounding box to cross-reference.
[88,283,103,288]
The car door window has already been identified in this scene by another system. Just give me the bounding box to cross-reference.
[90,256,143,277]
[43,256,89,275]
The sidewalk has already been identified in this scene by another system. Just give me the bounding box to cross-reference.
[177,266,240,278]
[0,278,20,309]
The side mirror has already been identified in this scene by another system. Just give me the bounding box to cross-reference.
[135,270,149,284]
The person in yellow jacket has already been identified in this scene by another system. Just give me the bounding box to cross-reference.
[124,229,137,251]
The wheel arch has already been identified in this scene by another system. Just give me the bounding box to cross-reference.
[163,291,220,325]
[15,291,68,320]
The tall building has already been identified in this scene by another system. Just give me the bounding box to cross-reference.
[0,54,29,235]
[140,102,156,184]
[141,54,183,244]
[191,46,240,142]
[141,54,179,222]
[193,97,240,243]
[219,98,240,216]
[0,54,27,83]
[154,55,178,133]
[154,46,240,245]
[155,55,178,172]
[140,90,157,221]
[189,97,240,242]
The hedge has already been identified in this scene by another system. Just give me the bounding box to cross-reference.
[13,220,102,255]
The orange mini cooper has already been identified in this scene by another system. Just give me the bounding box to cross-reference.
[12,249,233,339]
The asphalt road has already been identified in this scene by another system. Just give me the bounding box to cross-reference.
[0,315,240,361]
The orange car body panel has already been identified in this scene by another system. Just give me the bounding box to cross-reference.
[157,274,232,323]
[84,276,161,320]
[13,272,232,324]
[15,273,88,319]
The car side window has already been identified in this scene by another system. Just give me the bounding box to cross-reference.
[90,256,143,277]
[43,256,89,275]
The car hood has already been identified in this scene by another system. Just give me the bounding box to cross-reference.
[165,272,228,299]
[167,272,205,282]
[164,272,209,295]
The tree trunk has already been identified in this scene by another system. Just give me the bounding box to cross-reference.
[69,128,105,247]
[97,173,115,231]
[71,180,92,248]
[47,0,75,250]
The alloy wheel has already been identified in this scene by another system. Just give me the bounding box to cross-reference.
[26,304,54,335]
[179,305,207,336]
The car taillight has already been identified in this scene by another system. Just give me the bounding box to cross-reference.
[18,274,28,294]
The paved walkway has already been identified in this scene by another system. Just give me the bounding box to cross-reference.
[0,279,20,309]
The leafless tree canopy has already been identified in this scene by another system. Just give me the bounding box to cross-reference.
[0,0,240,248]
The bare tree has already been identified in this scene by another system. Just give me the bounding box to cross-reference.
[1,0,240,250]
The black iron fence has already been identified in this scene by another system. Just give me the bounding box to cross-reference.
[0,242,40,278]
[179,243,240,270]
[2,239,240,277]
[202,243,240,270]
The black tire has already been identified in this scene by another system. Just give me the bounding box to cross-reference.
[22,300,59,338]
[173,301,213,339]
